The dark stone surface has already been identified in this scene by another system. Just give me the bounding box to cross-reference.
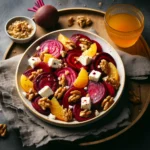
[0,0,150,149]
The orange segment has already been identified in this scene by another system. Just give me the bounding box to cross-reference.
[49,97,66,121]
[58,33,74,51]
[43,53,53,63]
[73,68,89,88]
[82,43,97,57]
[20,74,34,92]
[108,62,119,81]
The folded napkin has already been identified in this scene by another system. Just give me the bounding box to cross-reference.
[0,54,131,147]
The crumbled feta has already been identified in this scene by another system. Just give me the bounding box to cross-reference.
[48,58,62,68]
[81,97,91,110]
[38,86,54,98]
[77,55,92,66]
[28,56,41,68]
[48,113,56,120]
[89,70,101,82]
[36,46,40,51]
[95,110,100,116]
[69,105,73,110]
[22,92,27,97]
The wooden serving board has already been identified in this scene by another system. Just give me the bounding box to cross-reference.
[3,8,150,146]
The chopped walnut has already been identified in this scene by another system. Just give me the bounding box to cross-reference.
[25,88,38,101]
[54,87,67,99]
[38,97,51,110]
[100,59,109,74]
[68,16,75,27]
[104,76,120,90]
[39,48,49,60]
[63,108,73,122]
[79,109,92,118]
[77,16,92,28]
[79,38,92,51]
[101,95,114,111]
[65,41,76,50]
[68,90,81,103]
[129,91,141,104]
[7,20,33,39]
[0,124,7,137]
[58,74,66,87]
[28,69,43,81]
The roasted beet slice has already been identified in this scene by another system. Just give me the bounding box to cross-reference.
[32,96,50,116]
[35,62,51,73]
[66,50,87,71]
[103,81,116,97]
[23,68,36,77]
[73,103,95,122]
[91,52,116,72]
[39,40,63,58]
[62,86,86,108]
[88,81,107,106]
[34,72,58,92]
[91,40,103,53]
[55,67,77,86]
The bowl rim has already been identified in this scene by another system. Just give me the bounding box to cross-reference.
[15,28,125,127]
[104,4,144,34]
[5,16,36,41]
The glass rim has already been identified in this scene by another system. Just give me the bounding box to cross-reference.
[104,4,144,34]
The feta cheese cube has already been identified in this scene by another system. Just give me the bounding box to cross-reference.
[95,110,100,116]
[77,55,92,66]
[36,46,40,51]
[81,97,91,110]
[28,56,41,68]
[38,86,54,98]
[89,70,101,82]
[48,58,62,68]
[48,113,56,120]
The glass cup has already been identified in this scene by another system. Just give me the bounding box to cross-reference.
[104,4,144,48]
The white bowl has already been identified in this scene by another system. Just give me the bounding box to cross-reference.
[15,29,125,127]
[5,16,36,44]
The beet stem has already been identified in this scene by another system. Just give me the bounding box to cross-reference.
[40,0,45,6]
[37,0,42,7]
[27,8,36,12]
[34,1,40,8]
[38,0,44,7]
[33,6,38,10]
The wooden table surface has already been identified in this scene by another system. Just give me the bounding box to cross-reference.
[0,0,150,150]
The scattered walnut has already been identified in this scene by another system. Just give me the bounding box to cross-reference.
[101,95,114,111]
[38,97,51,110]
[54,87,67,99]
[100,59,109,74]
[129,91,141,104]
[79,38,92,51]
[68,16,75,27]
[25,88,38,101]
[77,16,92,28]
[7,20,33,39]
[65,41,76,50]
[0,124,7,137]
[28,69,43,81]
[79,109,92,118]
[68,90,81,103]
[58,74,66,87]
[103,76,120,90]
[39,48,49,60]
[63,108,73,122]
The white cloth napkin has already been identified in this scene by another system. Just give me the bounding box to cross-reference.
[0,54,131,147]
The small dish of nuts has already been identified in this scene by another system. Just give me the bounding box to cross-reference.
[5,16,36,43]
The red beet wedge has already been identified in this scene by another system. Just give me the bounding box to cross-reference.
[62,86,86,108]
[39,40,63,58]
[103,81,116,97]
[35,62,51,73]
[55,67,77,87]
[66,50,87,71]
[88,81,107,106]
[73,103,95,122]
[33,72,58,92]
[91,52,116,73]
[32,96,50,116]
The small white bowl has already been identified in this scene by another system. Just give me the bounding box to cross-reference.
[5,16,36,44]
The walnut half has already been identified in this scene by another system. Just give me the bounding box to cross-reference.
[0,124,7,137]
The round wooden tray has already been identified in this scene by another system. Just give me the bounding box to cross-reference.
[3,8,150,146]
